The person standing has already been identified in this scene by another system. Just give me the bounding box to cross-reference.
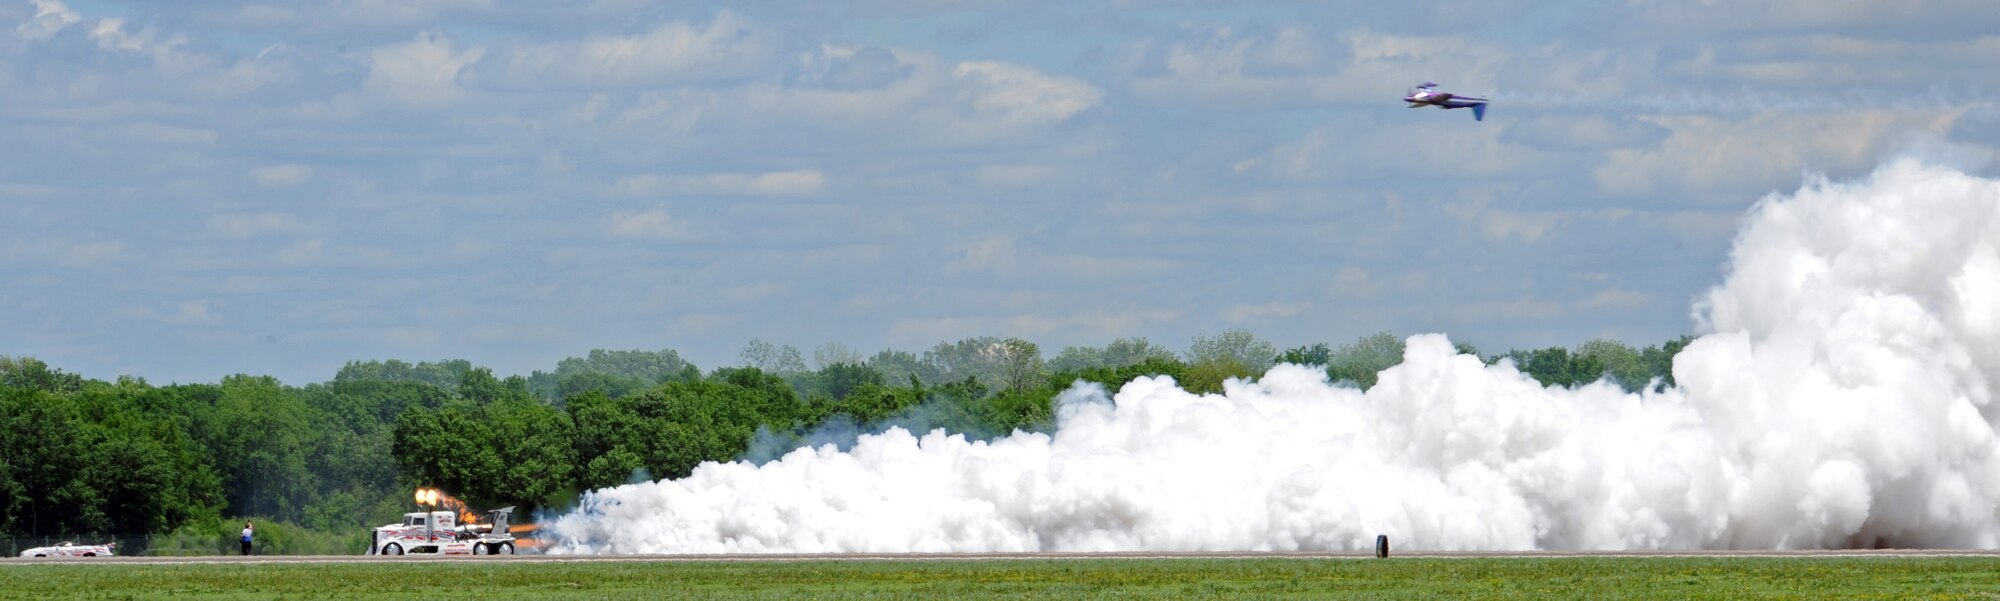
[240,521,253,556]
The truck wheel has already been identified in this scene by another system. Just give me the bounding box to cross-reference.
[498,542,515,555]
[83,553,96,557]
[473,543,491,555]
[384,543,403,556]
[32,554,45,557]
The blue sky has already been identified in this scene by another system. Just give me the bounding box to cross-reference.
[3,0,1996,384]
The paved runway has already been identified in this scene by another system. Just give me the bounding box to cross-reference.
[13,549,2000,565]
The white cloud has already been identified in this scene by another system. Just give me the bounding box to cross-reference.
[15,0,79,41]
[944,235,1021,274]
[1,239,118,268]
[1579,288,1649,310]
[608,169,826,198]
[248,164,315,187]
[1121,25,1346,109]
[1630,0,2000,39]
[729,47,1102,142]
[972,164,1057,188]
[885,308,1183,349]
[498,11,776,88]
[110,299,222,325]
[113,123,219,146]
[952,61,1102,125]
[1247,118,1559,182]
[219,0,496,33]
[1330,266,1383,299]
[1443,200,1568,243]
[607,208,681,239]
[166,300,220,325]
[276,239,324,265]
[207,213,305,239]
[363,30,485,107]
[91,18,177,58]
[57,241,125,268]
[1221,302,1309,323]
[1595,109,1968,201]
[1500,115,1672,152]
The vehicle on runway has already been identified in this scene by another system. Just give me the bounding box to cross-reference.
[19,541,115,557]
[370,506,519,556]
[1404,82,1489,121]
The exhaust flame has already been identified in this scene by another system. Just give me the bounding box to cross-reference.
[412,487,480,525]
[545,158,2000,553]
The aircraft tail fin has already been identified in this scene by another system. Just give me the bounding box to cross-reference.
[1471,103,1486,122]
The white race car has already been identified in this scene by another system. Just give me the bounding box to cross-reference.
[19,541,115,558]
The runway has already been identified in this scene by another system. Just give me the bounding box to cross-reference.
[14,549,2000,565]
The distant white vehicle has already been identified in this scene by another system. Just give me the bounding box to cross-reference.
[19,541,115,557]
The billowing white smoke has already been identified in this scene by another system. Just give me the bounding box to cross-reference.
[547,158,2000,552]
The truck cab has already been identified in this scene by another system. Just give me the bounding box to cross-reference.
[370,507,516,556]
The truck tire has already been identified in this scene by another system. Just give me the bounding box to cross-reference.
[498,542,515,555]
[83,553,96,557]
[384,543,403,556]
[473,543,491,555]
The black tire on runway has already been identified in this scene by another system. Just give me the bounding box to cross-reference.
[499,542,514,555]
[474,543,491,555]
[384,543,403,556]
[1375,535,1389,558]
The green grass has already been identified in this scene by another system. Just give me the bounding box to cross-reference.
[3,557,1999,600]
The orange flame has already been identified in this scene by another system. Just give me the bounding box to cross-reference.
[508,523,539,534]
[412,487,480,525]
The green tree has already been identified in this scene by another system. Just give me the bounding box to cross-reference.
[569,368,804,488]
[1049,338,1176,373]
[1065,356,1189,393]
[1326,332,1404,390]
[812,342,863,369]
[0,387,96,534]
[866,349,925,387]
[1276,343,1332,367]
[792,362,886,402]
[1576,339,1647,391]
[740,340,807,375]
[992,339,1045,394]
[200,375,316,520]
[334,359,474,392]
[529,348,696,401]
[0,356,84,394]
[1186,329,1278,375]
[1641,335,1696,390]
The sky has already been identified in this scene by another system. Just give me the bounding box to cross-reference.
[2,0,1997,385]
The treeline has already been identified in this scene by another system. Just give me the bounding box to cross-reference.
[0,332,1693,539]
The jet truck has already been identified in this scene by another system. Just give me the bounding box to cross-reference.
[371,502,520,556]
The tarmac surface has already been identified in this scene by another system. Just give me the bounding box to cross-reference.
[12,549,2000,565]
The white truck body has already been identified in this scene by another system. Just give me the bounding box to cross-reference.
[19,541,115,557]
[370,506,517,556]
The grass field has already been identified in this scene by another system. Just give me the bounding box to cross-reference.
[4,557,1999,600]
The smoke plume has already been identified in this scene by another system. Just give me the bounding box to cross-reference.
[547,158,2000,552]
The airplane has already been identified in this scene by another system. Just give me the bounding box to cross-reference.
[1404,82,1488,121]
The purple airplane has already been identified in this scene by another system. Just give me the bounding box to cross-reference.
[1404,82,1488,121]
